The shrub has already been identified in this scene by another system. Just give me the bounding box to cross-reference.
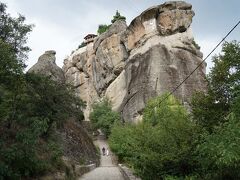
[89,99,120,137]
[78,41,86,49]
[97,24,110,35]
[111,10,126,24]
[109,94,199,179]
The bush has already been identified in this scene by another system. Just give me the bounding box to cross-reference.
[192,39,200,50]
[89,99,120,137]
[109,94,199,179]
[78,41,86,49]
[97,24,110,35]
[0,74,84,179]
[111,10,126,24]
[196,113,240,179]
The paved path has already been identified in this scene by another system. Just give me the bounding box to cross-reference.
[79,136,124,180]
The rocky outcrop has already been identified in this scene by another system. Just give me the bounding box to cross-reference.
[28,50,65,83]
[63,1,206,122]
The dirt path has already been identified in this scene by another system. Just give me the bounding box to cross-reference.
[79,136,124,180]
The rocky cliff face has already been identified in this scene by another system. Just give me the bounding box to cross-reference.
[28,50,65,83]
[63,1,206,122]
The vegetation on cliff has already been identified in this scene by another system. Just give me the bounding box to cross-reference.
[97,10,126,35]
[97,24,111,35]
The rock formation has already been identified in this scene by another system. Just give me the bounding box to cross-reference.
[63,1,207,122]
[28,50,65,83]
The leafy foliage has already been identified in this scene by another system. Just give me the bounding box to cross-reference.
[209,41,240,105]
[90,99,120,137]
[190,40,240,179]
[109,95,199,179]
[96,10,126,35]
[0,2,33,63]
[97,24,110,35]
[191,90,227,132]
[78,41,86,49]
[196,113,240,179]
[0,39,23,85]
[192,41,240,132]
[0,3,84,179]
[111,10,126,24]
[0,73,84,179]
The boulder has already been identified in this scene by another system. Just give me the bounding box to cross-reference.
[28,50,65,83]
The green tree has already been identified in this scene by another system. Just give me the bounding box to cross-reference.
[196,113,240,179]
[90,99,120,137]
[0,2,33,63]
[0,39,24,92]
[111,10,126,24]
[0,3,85,178]
[191,41,240,132]
[23,73,85,134]
[97,24,110,35]
[110,94,199,179]
[209,41,240,104]
[191,41,240,179]
[0,73,85,179]
[78,41,86,49]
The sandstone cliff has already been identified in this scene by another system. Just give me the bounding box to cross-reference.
[63,1,206,122]
[28,50,65,83]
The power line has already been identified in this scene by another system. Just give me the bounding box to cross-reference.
[157,20,240,106]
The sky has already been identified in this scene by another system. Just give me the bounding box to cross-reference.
[1,0,240,73]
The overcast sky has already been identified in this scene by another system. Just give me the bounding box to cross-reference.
[2,0,240,73]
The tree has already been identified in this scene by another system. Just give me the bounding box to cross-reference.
[191,41,240,132]
[78,41,86,49]
[23,73,85,134]
[0,3,85,178]
[0,73,85,179]
[0,39,23,88]
[111,10,126,24]
[191,41,240,179]
[109,94,199,179]
[209,40,240,105]
[97,24,110,35]
[90,99,120,137]
[96,11,126,35]
[0,2,33,63]
[196,113,240,179]
[191,90,227,132]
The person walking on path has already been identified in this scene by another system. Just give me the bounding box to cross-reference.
[102,147,106,156]
[106,148,109,156]
[80,135,124,180]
